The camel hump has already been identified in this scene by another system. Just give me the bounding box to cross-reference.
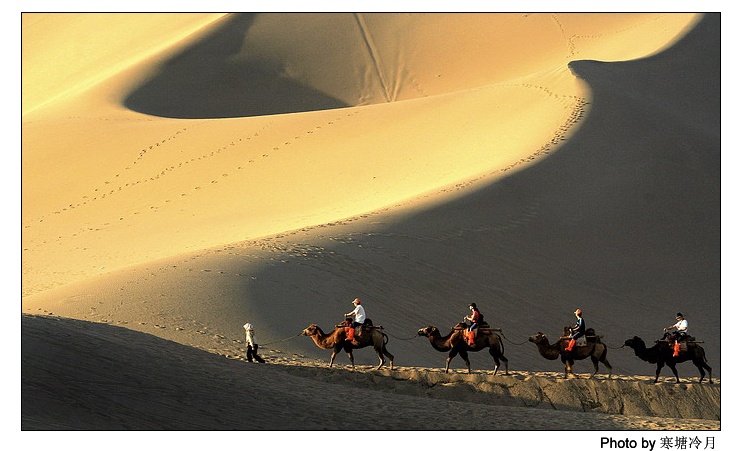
[585,328,601,343]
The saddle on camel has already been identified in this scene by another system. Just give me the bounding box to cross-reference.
[340,316,378,341]
[455,321,501,346]
[659,331,701,357]
[559,325,601,350]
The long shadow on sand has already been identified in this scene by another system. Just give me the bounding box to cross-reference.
[21,314,719,430]
[238,14,720,376]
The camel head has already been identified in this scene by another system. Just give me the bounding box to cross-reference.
[417,326,439,337]
[528,332,547,344]
[623,336,644,349]
[301,324,321,336]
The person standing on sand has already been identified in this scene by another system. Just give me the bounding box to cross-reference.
[344,298,367,340]
[566,309,585,352]
[243,322,265,363]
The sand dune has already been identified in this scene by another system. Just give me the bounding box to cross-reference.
[21,13,720,432]
[22,314,720,431]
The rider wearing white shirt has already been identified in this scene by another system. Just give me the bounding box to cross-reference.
[665,312,689,357]
[665,312,688,340]
[346,298,366,326]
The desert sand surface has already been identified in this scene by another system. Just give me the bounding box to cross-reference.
[21,12,721,437]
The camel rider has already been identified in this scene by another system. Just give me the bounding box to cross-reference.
[664,312,688,357]
[344,298,366,341]
[565,309,585,352]
[243,322,265,363]
[464,303,483,345]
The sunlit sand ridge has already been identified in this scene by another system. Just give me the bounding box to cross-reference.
[22,13,719,431]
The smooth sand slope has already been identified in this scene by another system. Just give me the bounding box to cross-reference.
[21,13,720,430]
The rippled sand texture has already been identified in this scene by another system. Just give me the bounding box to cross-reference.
[22,13,720,432]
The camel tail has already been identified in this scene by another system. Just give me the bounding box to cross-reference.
[382,331,389,345]
[600,343,609,361]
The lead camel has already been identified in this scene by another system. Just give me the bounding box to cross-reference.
[301,323,394,370]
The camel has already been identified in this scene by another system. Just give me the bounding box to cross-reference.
[301,324,394,370]
[528,327,612,379]
[623,336,712,384]
[416,322,509,375]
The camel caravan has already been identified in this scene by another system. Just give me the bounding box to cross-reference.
[299,301,713,384]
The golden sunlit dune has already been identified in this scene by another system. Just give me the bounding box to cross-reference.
[22,13,720,432]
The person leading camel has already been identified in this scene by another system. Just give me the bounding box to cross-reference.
[463,303,483,346]
[566,308,585,352]
[243,322,265,363]
[344,298,366,341]
[664,312,688,357]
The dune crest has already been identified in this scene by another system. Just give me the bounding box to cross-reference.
[22,13,720,431]
[22,13,700,296]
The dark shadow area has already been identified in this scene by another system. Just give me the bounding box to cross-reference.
[123,13,349,119]
[241,14,720,376]
[22,314,716,430]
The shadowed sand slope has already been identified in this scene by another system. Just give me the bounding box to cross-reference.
[21,315,720,430]
[21,13,719,431]
[22,13,702,296]
[123,13,701,118]
[24,13,718,372]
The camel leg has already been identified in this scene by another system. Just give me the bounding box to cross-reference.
[598,346,612,379]
[329,349,338,367]
[374,346,385,370]
[488,347,508,375]
[668,362,680,383]
[383,347,395,370]
[460,350,471,374]
[653,362,664,383]
[695,360,713,384]
[564,359,577,378]
[603,358,613,379]
[346,350,355,369]
[590,356,599,378]
[376,356,384,370]
[697,365,706,384]
[445,349,458,373]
